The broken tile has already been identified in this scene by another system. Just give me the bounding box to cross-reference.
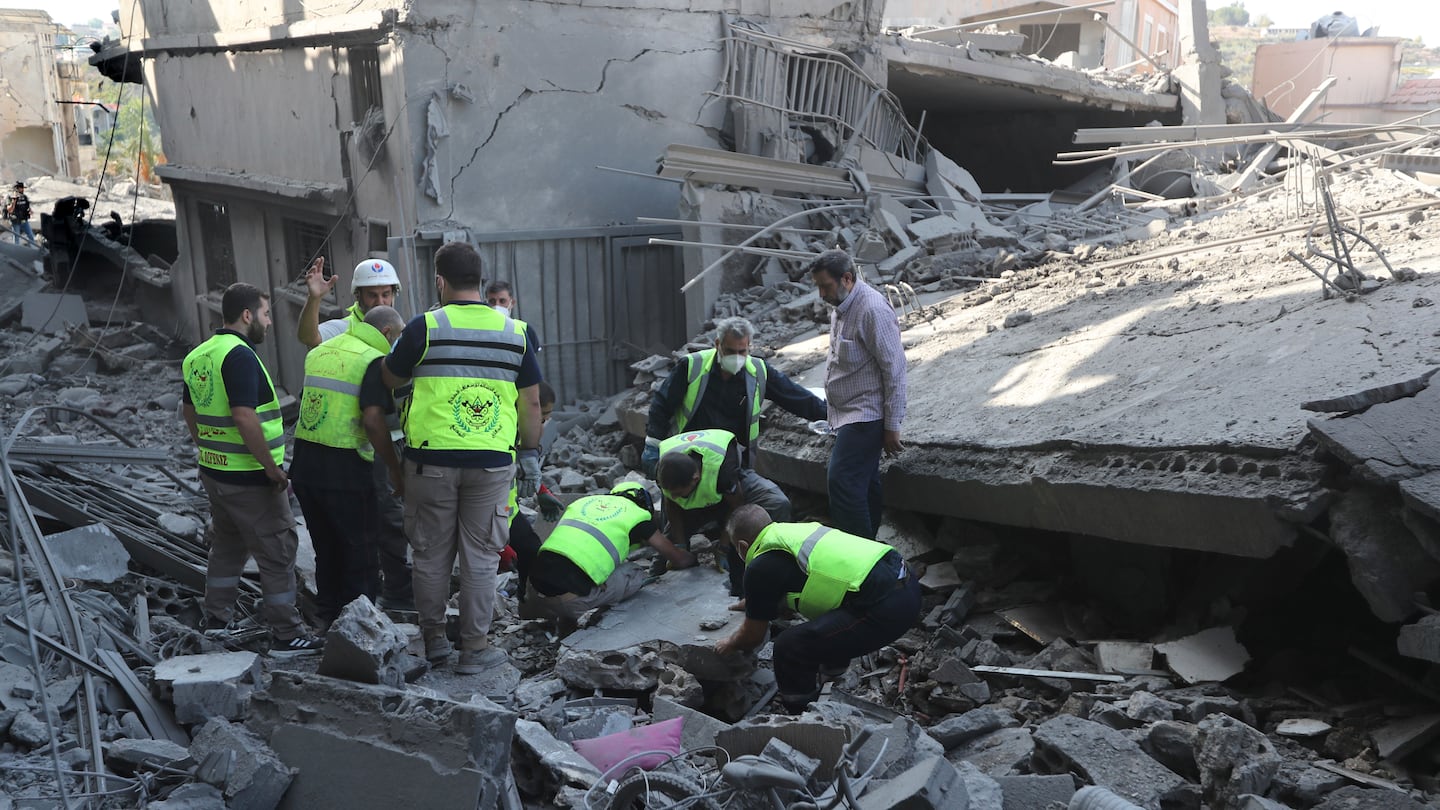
[1155,627,1249,684]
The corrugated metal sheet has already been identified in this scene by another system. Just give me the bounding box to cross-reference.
[396,226,686,402]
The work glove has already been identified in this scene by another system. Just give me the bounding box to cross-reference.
[640,439,660,478]
[537,488,564,522]
[516,449,542,499]
[498,544,517,573]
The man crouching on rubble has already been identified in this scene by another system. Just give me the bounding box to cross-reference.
[519,482,696,632]
[715,505,919,714]
[182,283,324,653]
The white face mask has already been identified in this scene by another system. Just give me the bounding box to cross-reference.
[491,305,510,317]
[719,353,747,375]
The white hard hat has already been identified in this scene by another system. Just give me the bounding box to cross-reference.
[351,258,401,295]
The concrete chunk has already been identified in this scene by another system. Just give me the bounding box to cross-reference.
[153,652,262,723]
[273,724,483,810]
[1195,714,1281,809]
[318,596,410,685]
[994,774,1075,810]
[189,718,294,810]
[1032,715,1185,807]
[928,707,1018,751]
[7,710,50,748]
[652,696,732,752]
[858,755,967,810]
[946,726,1034,777]
[41,523,130,582]
[512,718,602,793]
[106,738,194,774]
[22,292,88,334]
[1399,614,1440,662]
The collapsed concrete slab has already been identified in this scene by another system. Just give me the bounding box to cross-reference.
[1032,715,1188,808]
[152,652,263,724]
[560,566,752,683]
[188,718,293,810]
[246,670,515,810]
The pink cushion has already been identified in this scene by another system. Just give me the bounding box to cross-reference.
[571,716,684,774]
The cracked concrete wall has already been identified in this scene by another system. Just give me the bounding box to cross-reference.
[0,14,68,179]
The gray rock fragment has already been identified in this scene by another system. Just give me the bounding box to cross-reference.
[189,717,294,810]
[1194,714,1281,809]
[318,596,411,685]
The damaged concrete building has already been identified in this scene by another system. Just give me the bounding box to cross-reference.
[0,10,82,182]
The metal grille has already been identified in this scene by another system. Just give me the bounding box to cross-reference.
[348,46,383,123]
[195,201,236,293]
[721,25,927,164]
[284,218,333,285]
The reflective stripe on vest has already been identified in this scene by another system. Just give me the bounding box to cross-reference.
[674,349,768,445]
[540,495,651,586]
[403,305,525,452]
[183,332,285,472]
[658,428,735,510]
[744,522,890,619]
[294,323,389,462]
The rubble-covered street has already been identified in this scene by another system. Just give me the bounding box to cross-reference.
[7,0,1440,808]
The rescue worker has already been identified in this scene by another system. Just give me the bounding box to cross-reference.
[382,241,544,676]
[5,181,35,247]
[643,316,825,473]
[655,428,790,596]
[715,505,920,714]
[289,306,406,629]
[485,280,543,355]
[181,283,324,653]
[519,482,696,629]
[298,256,414,610]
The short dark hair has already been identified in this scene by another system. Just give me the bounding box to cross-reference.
[807,249,854,283]
[485,280,513,297]
[221,282,267,324]
[657,451,699,491]
[538,380,557,407]
[435,242,482,290]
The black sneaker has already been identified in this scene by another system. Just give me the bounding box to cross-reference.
[271,634,325,655]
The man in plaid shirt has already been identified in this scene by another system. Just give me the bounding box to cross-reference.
[807,250,907,539]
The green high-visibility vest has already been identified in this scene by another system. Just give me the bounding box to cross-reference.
[673,349,768,445]
[745,522,890,619]
[658,428,734,510]
[541,494,650,586]
[182,332,285,472]
[403,304,526,453]
[294,322,390,462]
[344,302,364,327]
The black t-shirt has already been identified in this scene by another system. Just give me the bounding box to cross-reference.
[289,358,393,490]
[182,329,277,487]
[530,517,658,597]
[9,193,30,221]
[744,548,904,622]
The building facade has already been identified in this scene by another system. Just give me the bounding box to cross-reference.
[0,10,79,182]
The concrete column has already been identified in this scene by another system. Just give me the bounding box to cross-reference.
[1174,0,1225,126]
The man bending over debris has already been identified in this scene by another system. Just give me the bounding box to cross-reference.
[382,242,544,676]
[808,249,908,540]
[643,316,826,473]
[715,505,920,714]
[520,482,696,630]
[289,305,406,631]
[655,428,790,596]
[181,283,324,653]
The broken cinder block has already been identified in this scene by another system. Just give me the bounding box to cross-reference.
[153,651,262,724]
[318,596,411,686]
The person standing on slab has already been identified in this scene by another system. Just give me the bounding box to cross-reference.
[807,250,908,540]
[289,305,406,630]
[382,242,544,676]
[5,182,35,247]
[181,282,324,653]
[298,257,415,610]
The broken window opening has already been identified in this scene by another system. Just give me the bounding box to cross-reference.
[284,218,335,302]
[367,220,390,257]
[196,201,236,294]
[349,45,384,124]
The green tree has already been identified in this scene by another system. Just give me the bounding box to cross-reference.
[1208,3,1250,26]
[1253,13,1273,28]
[103,93,164,182]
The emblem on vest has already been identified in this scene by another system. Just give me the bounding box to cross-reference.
[298,390,328,431]
[578,498,624,523]
[189,356,216,407]
[448,383,502,437]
